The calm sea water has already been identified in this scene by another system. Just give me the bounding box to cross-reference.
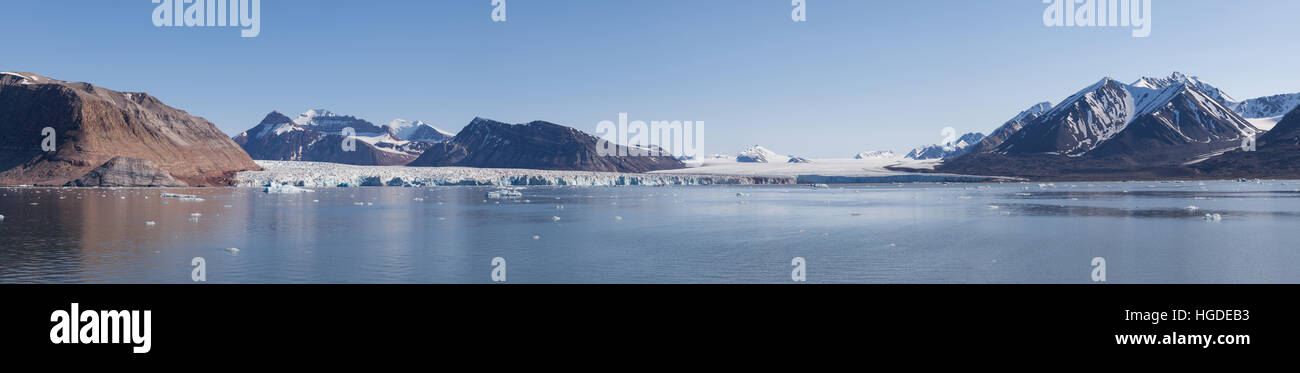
[2,181,1299,283]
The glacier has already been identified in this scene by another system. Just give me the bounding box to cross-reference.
[235,161,793,187]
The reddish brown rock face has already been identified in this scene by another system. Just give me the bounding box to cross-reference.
[0,72,259,186]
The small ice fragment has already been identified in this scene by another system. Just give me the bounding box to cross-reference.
[532,235,541,240]
[190,213,202,217]
[413,198,424,202]
[225,248,240,254]
[1184,206,1199,211]
[614,216,623,221]
[552,216,562,222]
[145,221,156,226]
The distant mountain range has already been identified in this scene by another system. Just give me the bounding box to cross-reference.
[0,72,258,186]
[407,118,684,173]
[233,109,454,166]
[906,132,985,160]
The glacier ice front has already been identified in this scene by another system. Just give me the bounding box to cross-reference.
[236,161,787,188]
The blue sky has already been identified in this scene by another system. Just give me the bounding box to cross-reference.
[4,0,1299,157]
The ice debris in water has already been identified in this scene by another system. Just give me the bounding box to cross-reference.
[1184,206,1199,211]
[1203,213,1223,222]
[264,183,314,194]
[486,189,523,199]
[225,248,240,254]
[145,221,156,226]
[552,216,562,222]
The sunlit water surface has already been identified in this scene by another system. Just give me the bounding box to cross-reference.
[2,181,1298,283]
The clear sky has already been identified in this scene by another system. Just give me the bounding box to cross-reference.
[4,0,1299,157]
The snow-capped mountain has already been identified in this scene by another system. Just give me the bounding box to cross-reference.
[234,110,438,166]
[853,150,899,160]
[966,102,1053,155]
[994,74,1257,163]
[1227,93,1300,131]
[1131,72,1235,106]
[736,145,789,163]
[384,119,455,142]
[407,117,684,172]
[1132,72,1299,131]
[906,132,985,160]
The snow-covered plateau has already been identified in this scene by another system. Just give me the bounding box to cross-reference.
[657,158,1007,183]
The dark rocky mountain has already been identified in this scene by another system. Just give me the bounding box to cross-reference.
[1191,105,1300,178]
[66,156,185,187]
[407,117,685,172]
[965,102,1052,154]
[1260,104,1300,146]
[938,73,1265,180]
[993,75,1255,163]
[0,72,259,186]
[233,110,450,166]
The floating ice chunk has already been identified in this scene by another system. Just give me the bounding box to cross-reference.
[1184,206,1199,211]
[353,202,365,206]
[736,192,750,198]
[486,189,523,199]
[552,216,562,222]
[413,198,424,202]
[812,184,830,189]
[0,214,5,220]
[614,216,623,221]
[225,248,240,254]
[532,235,541,240]
[145,221,156,226]
[160,193,199,199]
[265,183,314,194]
[190,213,202,217]
[987,205,1000,209]
[1201,213,1223,222]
